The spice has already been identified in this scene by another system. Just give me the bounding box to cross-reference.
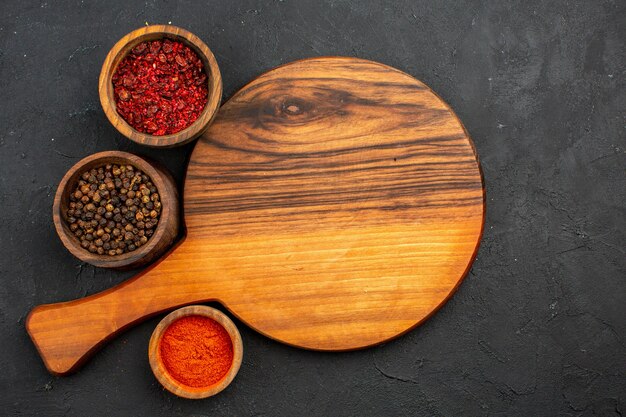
[112,39,208,135]
[159,315,233,388]
[66,164,161,256]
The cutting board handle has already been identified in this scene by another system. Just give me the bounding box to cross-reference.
[26,241,210,376]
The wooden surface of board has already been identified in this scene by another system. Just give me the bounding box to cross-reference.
[27,57,484,375]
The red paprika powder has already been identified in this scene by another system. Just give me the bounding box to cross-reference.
[159,315,234,388]
[112,39,208,136]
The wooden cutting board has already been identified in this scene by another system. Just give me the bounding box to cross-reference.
[27,57,484,375]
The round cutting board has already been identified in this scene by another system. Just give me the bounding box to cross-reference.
[27,57,485,375]
[184,56,484,350]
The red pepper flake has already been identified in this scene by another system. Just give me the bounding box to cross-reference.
[112,39,208,136]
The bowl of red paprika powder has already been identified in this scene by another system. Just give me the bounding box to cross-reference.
[98,25,222,148]
[148,305,243,399]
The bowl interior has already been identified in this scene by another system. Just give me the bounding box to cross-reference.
[155,332,235,393]
[104,30,219,140]
[56,155,168,264]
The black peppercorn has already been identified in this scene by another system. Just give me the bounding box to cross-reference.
[65,163,162,257]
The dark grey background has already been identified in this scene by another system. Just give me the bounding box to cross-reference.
[1,0,624,416]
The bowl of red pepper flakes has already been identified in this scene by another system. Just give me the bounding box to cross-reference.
[99,25,222,148]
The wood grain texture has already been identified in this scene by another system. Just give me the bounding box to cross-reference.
[27,57,484,375]
[98,25,222,148]
[148,305,243,399]
[51,151,179,269]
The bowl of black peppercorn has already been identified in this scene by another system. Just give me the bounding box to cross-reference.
[53,151,179,269]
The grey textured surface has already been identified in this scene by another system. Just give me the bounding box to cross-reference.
[1,1,624,416]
